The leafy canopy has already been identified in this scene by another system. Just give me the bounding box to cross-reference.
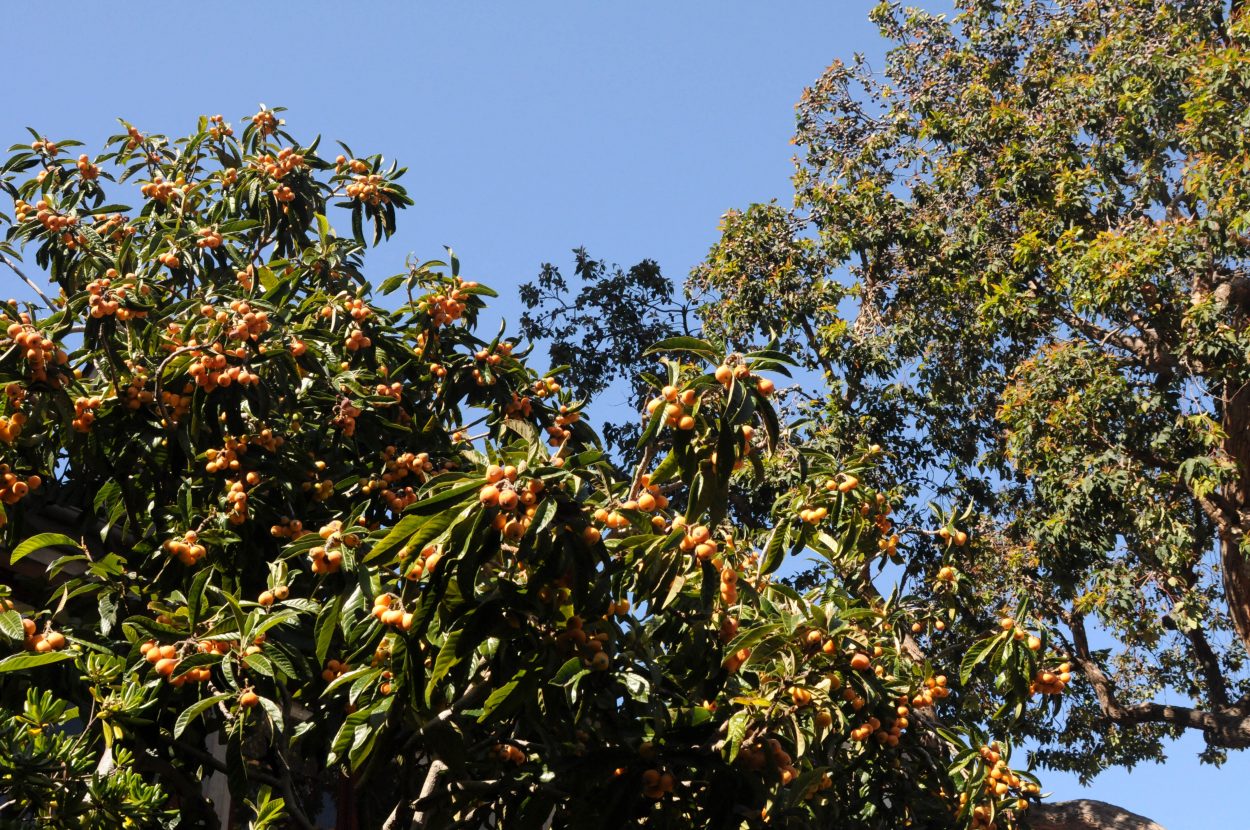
[0,108,1076,830]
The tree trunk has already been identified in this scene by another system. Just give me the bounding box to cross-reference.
[1025,799,1165,830]
[1221,383,1250,655]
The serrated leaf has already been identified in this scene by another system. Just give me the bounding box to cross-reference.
[174,692,232,738]
[0,651,73,672]
[9,533,80,565]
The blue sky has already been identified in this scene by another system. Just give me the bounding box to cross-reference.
[1,1,1239,825]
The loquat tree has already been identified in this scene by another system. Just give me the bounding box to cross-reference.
[522,2,1250,828]
[0,107,1106,830]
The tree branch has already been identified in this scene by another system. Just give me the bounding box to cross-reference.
[0,253,54,308]
[1068,613,1250,747]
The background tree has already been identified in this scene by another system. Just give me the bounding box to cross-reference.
[0,110,1112,830]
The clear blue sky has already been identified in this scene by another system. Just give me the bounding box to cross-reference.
[0,2,1237,825]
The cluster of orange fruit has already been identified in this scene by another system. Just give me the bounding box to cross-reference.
[194,227,224,249]
[479,465,546,541]
[493,743,527,765]
[334,156,370,175]
[224,479,250,525]
[92,212,134,242]
[139,175,182,203]
[253,145,304,179]
[959,744,1039,829]
[332,399,363,437]
[321,658,352,682]
[163,530,208,566]
[344,172,390,206]
[912,674,951,707]
[71,396,101,432]
[251,108,280,136]
[344,327,372,352]
[503,391,534,419]
[556,615,612,671]
[374,380,404,402]
[640,768,677,799]
[188,347,259,391]
[848,703,910,746]
[1030,663,1072,696]
[207,114,234,140]
[364,448,436,512]
[30,139,59,156]
[158,383,193,426]
[6,317,68,383]
[676,520,718,560]
[531,376,561,398]
[737,737,799,784]
[474,341,513,366]
[124,125,144,150]
[29,200,77,232]
[799,504,828,525]
[717,564,739,606]
[937,525,969,546]
[86,276,125,319]
[204,437,248,473]
[218,299,272,342]
[257,585,290,606]
[75,154,100,180]
[402,543,443,581]
[310,520,357,574]
[119,368,156,411]
[420,279,478,328]
[269,516,308,539]
[371,594,415,632]
[722,645,754,674]
[157,250,182,269]
[140,641,211,685]
[645,384,699,431]
[274,185,296,204]
[21,619,66,653]
[713,361,775,396]
[0,412,27,444]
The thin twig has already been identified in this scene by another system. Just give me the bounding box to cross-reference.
[0,253,54,308]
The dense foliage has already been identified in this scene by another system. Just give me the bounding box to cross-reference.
[0,110,1084,830]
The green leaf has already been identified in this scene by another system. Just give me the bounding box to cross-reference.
[960,635,1000,686]
[725,710,750,762]
[478,671,527,722]
[258,696,285,733]
[363,514,425,564]
[9,533,80,565]
[425,629,464,702]
[759,523,787,576]
[315,597,341,666]
[175,692,233,738]
[645,336,720,360]
[0,610,23,640]
[0,651,73,672]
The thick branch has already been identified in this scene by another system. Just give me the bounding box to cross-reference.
[409,759,449,828]
[1068,613,1250,747]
